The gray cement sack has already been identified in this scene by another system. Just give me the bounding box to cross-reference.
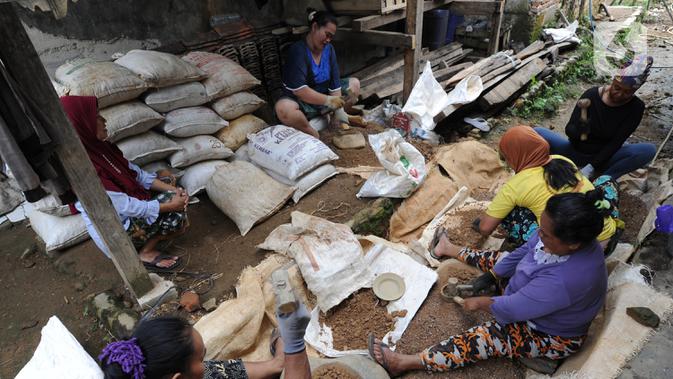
[214,114,267,151]
[115,49,207,88]
[168,135,234,168]
[143,82,209,112]
[100,101,164,143]
[55,59,148,108]
[117,131,182,166]
[211,92,265,120]
[179,160,228,196]
[182,52,260,99]
[159,107,228,138]
[207,161,293,236]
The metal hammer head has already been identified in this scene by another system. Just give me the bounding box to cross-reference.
[577,98,591,110]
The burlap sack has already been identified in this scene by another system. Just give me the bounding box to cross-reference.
[206,161,293,236]
[215,115,268,151]
[389,140,510,243]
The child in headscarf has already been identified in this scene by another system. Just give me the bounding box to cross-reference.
[431,125,618,251]
[60,96,188,270]
[536,54,656,180]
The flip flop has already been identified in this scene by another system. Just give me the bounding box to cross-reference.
[368,333,394,376]
[142,254,182,272]
[269,328,281,357]
[429,226,448,260]
[464,117,491,132]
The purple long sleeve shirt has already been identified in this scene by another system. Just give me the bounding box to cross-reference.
[490,231,607,337]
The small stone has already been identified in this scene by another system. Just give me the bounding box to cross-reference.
[202,297,218,312]
[21,320,38,330]
[179,291,201,312]
[210,219,218,226]
[626,307,660,328]
[74,281,86,292]
[332,132,366,150]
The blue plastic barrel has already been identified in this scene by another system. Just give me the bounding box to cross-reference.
[445,14,464,44]
[423,9,449,50]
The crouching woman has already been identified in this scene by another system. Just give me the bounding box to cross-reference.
[370,190,609,376]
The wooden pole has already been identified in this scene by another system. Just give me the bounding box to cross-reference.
[487,0,506,55]
[0,3,153,300]
[403,0,424,102]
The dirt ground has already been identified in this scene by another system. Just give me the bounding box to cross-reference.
[3,6,673,378]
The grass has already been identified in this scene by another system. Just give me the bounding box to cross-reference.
[511,33,600,120]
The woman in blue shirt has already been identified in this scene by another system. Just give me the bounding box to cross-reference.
[275,10,360,138]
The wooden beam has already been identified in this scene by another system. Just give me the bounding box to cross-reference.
[0,4,153,300]
[336,28,415,48]
[487,0,505,54]
[403,0,424,102]
[449,0,502,16]
[352,0,454,31]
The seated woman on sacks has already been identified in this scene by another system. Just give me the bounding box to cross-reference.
[369,191,609,376]
[274,9,361,139]
[61,96,188,271]
[99,303,313,378]
[436,125,619,253]
[535,55,656,180]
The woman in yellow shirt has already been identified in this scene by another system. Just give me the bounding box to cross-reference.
[453,125,619,251]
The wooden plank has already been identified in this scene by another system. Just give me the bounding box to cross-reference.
[435,62,473,82]
[514,40,545,60]
[0,4,153,300]
[449,0,501,16]
[479,57,547,110]
[403,0,424,101]
[487,0,505,54]
[352,53,404,82]
[352,0,454,31]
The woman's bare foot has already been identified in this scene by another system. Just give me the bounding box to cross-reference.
[371,337,424,376]
[433,232,461,259]
[139,250,178,268]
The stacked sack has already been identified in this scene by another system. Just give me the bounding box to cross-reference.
[207,125,339,237]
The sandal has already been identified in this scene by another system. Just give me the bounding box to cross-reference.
[142,254,182,272]
[429,227,448,260]
[269,328,281,356]
[368,333,395,376]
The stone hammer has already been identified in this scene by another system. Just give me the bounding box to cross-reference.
[577,98,591,141]
[441,277,474,305]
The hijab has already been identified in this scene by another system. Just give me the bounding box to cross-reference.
[613,54,653,89]
[60,96,151,201]
[499,125,552,173]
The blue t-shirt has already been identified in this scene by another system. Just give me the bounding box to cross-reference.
[282,40,341,97]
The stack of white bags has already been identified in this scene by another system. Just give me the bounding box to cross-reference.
[29,48,340,250]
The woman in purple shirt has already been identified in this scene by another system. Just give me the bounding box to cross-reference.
[369,190,610,376]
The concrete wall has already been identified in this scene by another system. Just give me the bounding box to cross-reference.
[504,0,561,44]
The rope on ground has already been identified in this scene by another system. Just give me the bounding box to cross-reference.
[310,200,352,219]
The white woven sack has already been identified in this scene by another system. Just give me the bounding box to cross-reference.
[28,210,89,251]
[169,135,234,168]
[159,106,228,138]
[206,161,293,236]
[54,59,148,108]
[141,161,185,179]
[100,101,164,142]
[182,51,260,99]
[143,82,209,112]
[214,114,267,151]
[234,144,251,162]
[180,160,228,196]
[117,131,182,166]
[115,49,207,87]
[31,195,70,218]
[211,92,266,120]
[248,124,338,181]
[264,164,337,203]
